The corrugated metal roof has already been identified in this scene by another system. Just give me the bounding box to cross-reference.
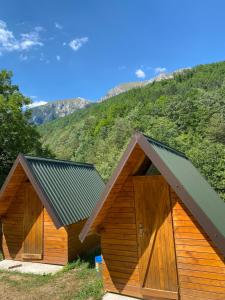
[24,156,105,226]
[145,135,225,241]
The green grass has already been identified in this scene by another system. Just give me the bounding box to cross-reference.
[0,270,52,289]
[64,258,104,300]
[0,258,104,300]
[74,277,103,300]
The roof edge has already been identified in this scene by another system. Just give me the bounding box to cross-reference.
[24,155,94,168]
[138,134,225,257]
[79,132,140,242]
[20,154,63,228]
[142,134,187,159]
[0,155,21,199]
[80,132,225,257]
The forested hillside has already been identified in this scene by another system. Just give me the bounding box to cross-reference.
[39,61,225,200]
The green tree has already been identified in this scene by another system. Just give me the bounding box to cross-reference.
[0,70,53,186]
[38,61,225,200]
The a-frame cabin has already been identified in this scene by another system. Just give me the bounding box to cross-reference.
[80,132,225,299]
[0,154,105,265]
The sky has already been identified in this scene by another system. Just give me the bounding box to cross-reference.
[1,0,225,105]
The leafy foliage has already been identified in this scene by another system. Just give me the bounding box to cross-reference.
[39,62,225,200]
[0,70,53,186]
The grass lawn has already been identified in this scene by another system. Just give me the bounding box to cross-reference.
[0,259,104,300]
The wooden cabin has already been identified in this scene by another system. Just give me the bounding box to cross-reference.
[80,132,225,299]
[0,154,105,265]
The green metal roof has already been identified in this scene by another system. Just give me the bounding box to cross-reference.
[80,132,225,255]
[24,156,105,226]
[145,135,225,245]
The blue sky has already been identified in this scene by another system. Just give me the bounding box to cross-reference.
[1,0,225,104]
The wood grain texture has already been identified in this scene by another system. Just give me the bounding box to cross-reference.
[101,177,141,298]
[171,189,225,299]
[1,168,99,265]
[2,181,68,265]
[134,176,178,295]
[91,144,146,236]
[0,162,26,216]
[22,183,43,260]
[2,183,25,261]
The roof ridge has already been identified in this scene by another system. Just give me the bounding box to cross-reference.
[142,133,187,159]
[24,155,94,167]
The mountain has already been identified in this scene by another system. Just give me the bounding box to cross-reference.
[38,61,225,201]
[100,81,147,101]
[99,73,175,101]
[30,69,186,125]
[30,97,90,125]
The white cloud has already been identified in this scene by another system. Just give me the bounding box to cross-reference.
[69,37,88,51]
[0,20,43,54]
[56,55,60,61]
[20,32,43,50]
[135,69,146,79]
[55,22,63,30]
[27,100,48,109]
[155,67,167,74]
[0,20,19,52]
[34,26,44,32]
[62,42,66,46]
[19,54,28,61]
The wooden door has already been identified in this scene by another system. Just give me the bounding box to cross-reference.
[133,176,178,299]
[22,183,43,260]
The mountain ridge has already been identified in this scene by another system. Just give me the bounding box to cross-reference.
[30,97,90,125]
[38,61,225,201]
[31,67,191,125]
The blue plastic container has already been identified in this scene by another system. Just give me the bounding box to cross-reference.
[95,255,103,273]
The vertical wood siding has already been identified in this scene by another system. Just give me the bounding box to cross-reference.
[2,181,68,265]
[134,176,178,299]
[101,180,225,299]
[23,183,43,260]
[101,176,142,298]
[2,185,25,260]
[171,189,225,300]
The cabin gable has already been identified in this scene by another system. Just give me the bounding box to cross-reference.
[80,133,225,299]
[0,154,104,265]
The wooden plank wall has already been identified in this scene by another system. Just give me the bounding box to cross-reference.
[0,163,26,216]
[67,219,100,261]
[88,144,146,237]
[101,176,142,299]
[2,181,68,265]
[42,208,68,265]
[171,189,225,300]
[2,184,25,260]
